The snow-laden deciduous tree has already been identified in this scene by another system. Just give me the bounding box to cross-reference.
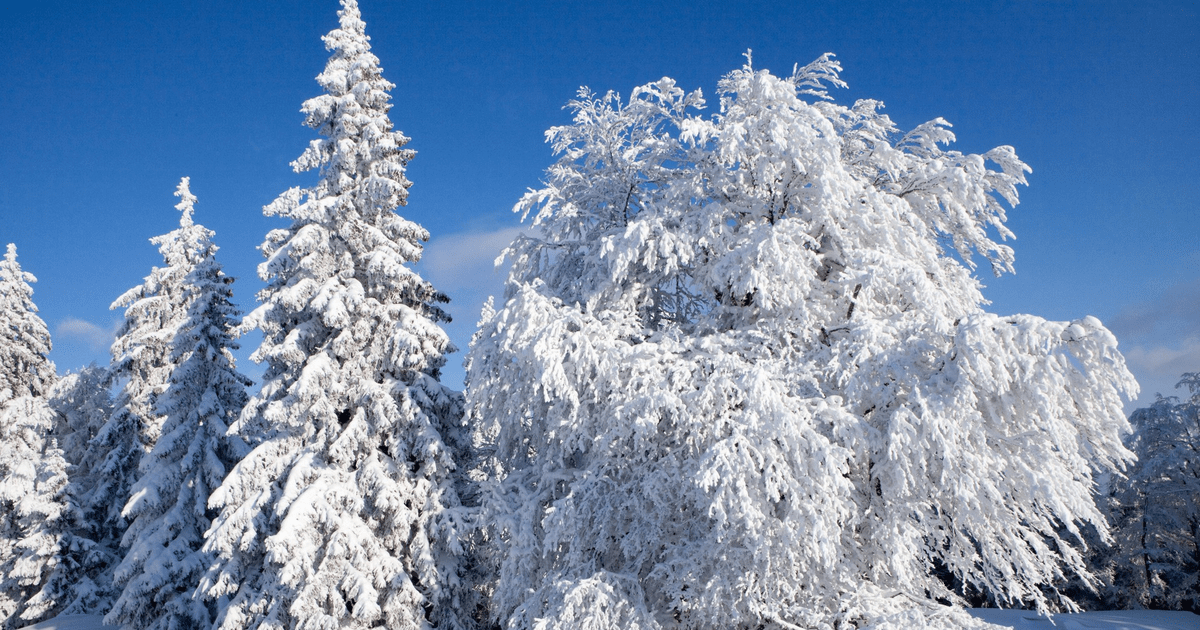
[104,178,254,630]
[0,244,73,629]
[202,3,470,629]
[1103,373,1200,611]
[467,56,1137,629]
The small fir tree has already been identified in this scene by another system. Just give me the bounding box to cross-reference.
[467,57,1136,629]
[51,364,114,498]
[202,3,470,629]
[105,178,253,630]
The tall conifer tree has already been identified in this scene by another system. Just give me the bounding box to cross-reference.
[86,177,216,615]
[105,178,253,630]
[0,245,55,404]
[203,3,470,629]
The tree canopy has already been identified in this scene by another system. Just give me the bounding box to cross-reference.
[468,56,1137,629]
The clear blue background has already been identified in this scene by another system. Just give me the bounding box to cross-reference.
[2,0,1197,411]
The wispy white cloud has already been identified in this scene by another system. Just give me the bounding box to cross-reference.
[1123,336,1200,377]
[420,226,531,388]
[56,317,119,352]
[422,226,528,296]
[1104,277,1200,410]
[1123,335,1200,400]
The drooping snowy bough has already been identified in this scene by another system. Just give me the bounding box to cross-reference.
[201,2,471,630]
[467,56,1137,629]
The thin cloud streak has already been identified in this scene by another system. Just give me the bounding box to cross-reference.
[1123,335,1200,401]
[1108,277,1200,342]
[1102,276,1200,411]
[56,317,119,352]
[420,225,530,388]
[422,226,528,298]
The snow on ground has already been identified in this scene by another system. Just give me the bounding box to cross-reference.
[17,616,109,630]
[16,611,1199,629]
[970,608,1199,629]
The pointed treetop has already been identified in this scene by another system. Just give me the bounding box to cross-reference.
[277,0,413,216]
[174,177,196,228]
[2,243,37,296]
[338,0,364,32]
[315,0,378,97]
[321,0,370,66]
[1,241,55,402]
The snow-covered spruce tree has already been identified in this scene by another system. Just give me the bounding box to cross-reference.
[467,56,1137,629]
[1103,373,1200,611]
[85,177,220,615]
[0,244,72,629]
[201,3,470,629]
[104,178,254,630]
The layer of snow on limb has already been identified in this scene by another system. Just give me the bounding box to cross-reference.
[17,615,110,630]
[969,609,1200,629]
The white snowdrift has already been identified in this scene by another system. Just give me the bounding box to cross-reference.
[17,615,110,630]
[969,608,1199,629]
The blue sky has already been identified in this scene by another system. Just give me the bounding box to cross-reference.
[2,0,1196,411]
